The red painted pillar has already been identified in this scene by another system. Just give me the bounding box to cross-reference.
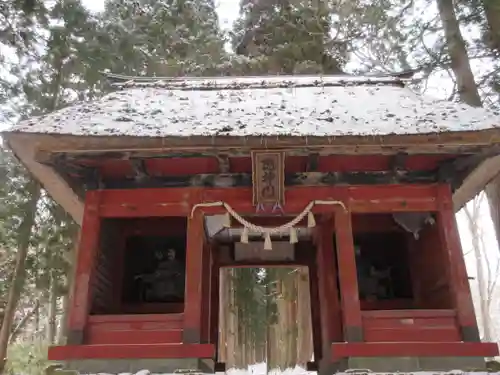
[209,244,220,349]
[436,185,480,342]
[316,217,342,351]
[200,243,212,343]
[334,206,363,342]
[67,191,102,345]
[183,209,205,343]
[112,229,127,314]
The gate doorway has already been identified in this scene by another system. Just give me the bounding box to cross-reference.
[217,266,314,372]
[205,215,331,373]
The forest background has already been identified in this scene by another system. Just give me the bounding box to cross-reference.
[1,0,500,373]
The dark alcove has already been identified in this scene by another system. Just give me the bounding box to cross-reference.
[122,235,187,304]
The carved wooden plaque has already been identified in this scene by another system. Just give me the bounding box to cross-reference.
[251,151,285,206]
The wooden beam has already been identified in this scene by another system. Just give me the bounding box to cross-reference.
[49,156,100,193]
[437,185,480,342]
[14,128,500,155]
[439,146,500,203]
[40,150,218,161]
[50,165,87,199]
[86,329,183,345]
[89,171,439,190]
[5,137,84,224]
[95,185,441,218]
[334,203,363,342]
[37,148,471,163]
[331,342,499,360]
[183,206,206,344]
[453,154,500,210]
[315,217,341,365]
[209,245,220,347]
[48,343,216,360]
[218,260,310,268]
[67,191,101,344]
[453,144,500,170]
[200,243,211,343]
[361,309,456,319]
[37,149,491,203]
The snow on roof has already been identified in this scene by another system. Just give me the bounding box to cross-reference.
[76,371,500,375]
[9,75,500,138]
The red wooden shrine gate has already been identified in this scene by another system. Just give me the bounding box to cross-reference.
[4,74,500,374]
[47,184,498,374]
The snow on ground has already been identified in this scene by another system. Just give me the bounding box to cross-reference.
[8,75,500,138]
[72,371,500,375]
[71,363,500,375]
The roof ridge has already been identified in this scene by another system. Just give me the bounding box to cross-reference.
[100,72,409,90]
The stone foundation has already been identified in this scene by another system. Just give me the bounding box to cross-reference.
[53,358,214,374]
[342,356,487,372]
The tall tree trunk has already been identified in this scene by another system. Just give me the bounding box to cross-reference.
[435,0,482,106]
[57,230,79,345]
[435,0,500,256]
[464,199,493,341]
[482,0,500,53]
[57,294,69,345]
[46,272,58,344]
[35,300,40,341]
[485,181,500,254]
[9,300,39,344]
[0,181,40,374]
[481,0,500,253]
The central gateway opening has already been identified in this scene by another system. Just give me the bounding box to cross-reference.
[208,214,316,372]
[218,266,314,372]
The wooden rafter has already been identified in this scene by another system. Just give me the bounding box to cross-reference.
[43,156,491,192]
[85,171,439,190]
[37,150,497,195]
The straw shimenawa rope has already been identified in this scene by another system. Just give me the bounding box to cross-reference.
[191,200,346,250]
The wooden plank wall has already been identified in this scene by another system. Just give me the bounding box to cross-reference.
[408,223,454,309]
[87,313,184,345]
[362,310,460,342]
[90,220,119,314]
[89,217,189,315]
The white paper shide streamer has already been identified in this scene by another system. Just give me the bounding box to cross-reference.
[191,200,346,250]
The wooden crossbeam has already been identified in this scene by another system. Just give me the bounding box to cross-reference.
[90,170,437,190]
[38,149,500,195]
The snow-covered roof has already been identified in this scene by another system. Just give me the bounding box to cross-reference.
[8,75,500,138]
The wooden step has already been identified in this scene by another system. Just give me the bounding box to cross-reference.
[87,328,182,344]
[331,342,499,360]
[48,343,215,361]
